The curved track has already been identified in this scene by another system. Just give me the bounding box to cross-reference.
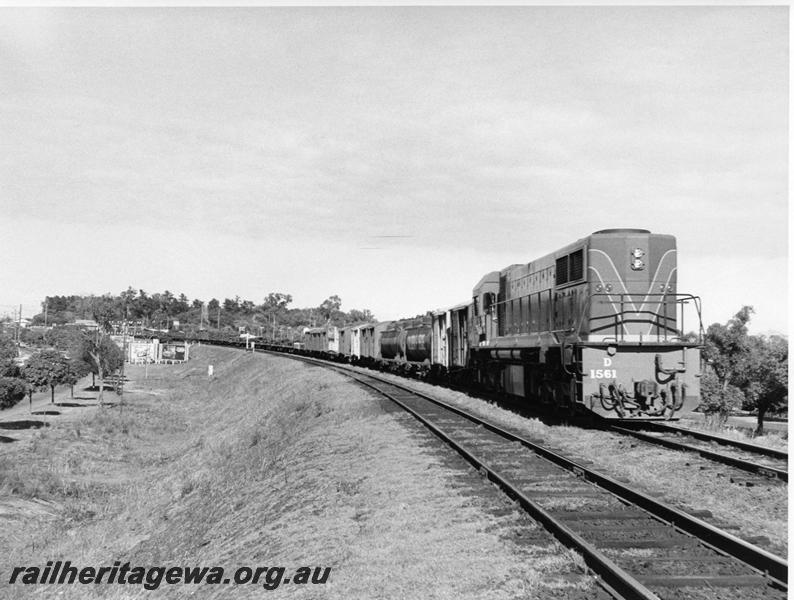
[260,348,787,600]
[607,422,788,482]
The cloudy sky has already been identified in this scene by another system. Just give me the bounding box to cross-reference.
[0,6,788,334]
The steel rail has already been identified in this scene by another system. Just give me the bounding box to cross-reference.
[623,421,788,460]
[342,372,661,600]
[607,425,788,482]
[268,350,787,588]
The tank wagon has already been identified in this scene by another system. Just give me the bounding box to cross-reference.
[218,229,702,421]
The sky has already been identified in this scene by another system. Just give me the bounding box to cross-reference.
[0,6,788,335]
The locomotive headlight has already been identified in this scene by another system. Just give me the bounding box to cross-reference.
[595,284,603,292]
[605,284,613,292]
[630,248,646,271]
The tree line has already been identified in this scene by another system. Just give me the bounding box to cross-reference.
[32,289,376,335]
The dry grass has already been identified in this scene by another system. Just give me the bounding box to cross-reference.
[677,417,788,451]
[0,347,596,599]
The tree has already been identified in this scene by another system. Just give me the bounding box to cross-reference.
[260,293,293,339]
[92,296,119,331]
[743,335,788,436]
[701,306,754,420]
[64,358,92,399]
[698,368,744,427]
[23,349,72,404]
[45,325,85,353]
[119,286,138,319]
[79,334,123,406]
[702,306,788,436]
[346,308,375,324]
[318,295,342,324]
[80,310,125,407]
[0,335,18,376]
[0,377,27,409]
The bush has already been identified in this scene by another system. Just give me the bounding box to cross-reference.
[698,368,744,427]
[0,376,28,409]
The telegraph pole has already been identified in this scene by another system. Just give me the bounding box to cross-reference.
[16,304,21,346]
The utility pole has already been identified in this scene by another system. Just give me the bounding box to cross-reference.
[16,304,21,346]
[44,300,48,327]
[217,306,221,330]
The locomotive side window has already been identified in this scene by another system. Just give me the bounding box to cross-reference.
[556,256,568,285]
[569,249,584,281]
[555,249,584,287]
[530,293,539,331]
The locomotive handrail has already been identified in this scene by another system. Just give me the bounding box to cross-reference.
[587,293,704,344]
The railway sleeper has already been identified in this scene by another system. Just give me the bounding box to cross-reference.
[638,575,770,588]
[557,510,650,521]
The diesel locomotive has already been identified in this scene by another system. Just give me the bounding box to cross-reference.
[465,228,703,419]
[239,229,704,420]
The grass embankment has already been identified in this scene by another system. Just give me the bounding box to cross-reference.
[365,371,788,557]
[0,347,594,599]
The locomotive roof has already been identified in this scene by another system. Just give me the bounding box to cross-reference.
[431,301,470,315]
[592,228,651,235]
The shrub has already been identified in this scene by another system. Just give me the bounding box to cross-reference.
[0,376,27,409]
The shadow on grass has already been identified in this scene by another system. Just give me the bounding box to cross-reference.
[0,435,16,443]
[54,402,91,408]
[31,410,61,416]
[0,420,49,430]
[84,385,119,392]
[73,396,96,401]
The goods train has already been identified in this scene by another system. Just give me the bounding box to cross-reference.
[198,229,704,421]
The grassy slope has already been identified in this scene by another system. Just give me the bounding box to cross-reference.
[0,347,594,599]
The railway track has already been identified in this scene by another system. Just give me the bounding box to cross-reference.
[607,422,788,482]
[261,349,787,600]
